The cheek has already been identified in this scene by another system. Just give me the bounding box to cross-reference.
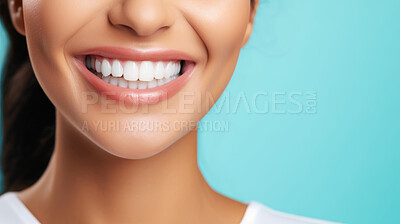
[181,0,250,60]
[23,0,101,49]
[22,0,105,115]
[22,0,103,81]
[181,0,251,104]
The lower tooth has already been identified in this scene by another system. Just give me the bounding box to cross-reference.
[148,79,157,88]
[129,81,138,89]
[138,82,147,89]
[110,77,118,86]
[102,76,111,83]
[119,79,128,88]
[158,79,165,86]
[103,74,177,89]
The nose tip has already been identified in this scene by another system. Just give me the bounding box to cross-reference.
[108,0,174,37]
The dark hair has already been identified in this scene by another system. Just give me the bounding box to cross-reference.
[0,0,55,193]
[0,0,256,193]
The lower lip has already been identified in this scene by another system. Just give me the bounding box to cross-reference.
[74,57,195,105]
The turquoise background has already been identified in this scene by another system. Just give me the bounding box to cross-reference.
[1,0,400,223]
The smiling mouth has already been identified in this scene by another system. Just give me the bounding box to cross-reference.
[76,47,196,105]
[84,55,189,90]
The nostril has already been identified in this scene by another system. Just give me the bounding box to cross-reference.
[118,24,137,33]
[114,24,170,38]
[107,1,175,37]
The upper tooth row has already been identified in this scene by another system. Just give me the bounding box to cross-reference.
[85,57,181,81]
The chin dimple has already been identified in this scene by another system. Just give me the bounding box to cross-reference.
[85,55,182,89]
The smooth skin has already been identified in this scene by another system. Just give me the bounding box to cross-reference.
[8,0,258,223]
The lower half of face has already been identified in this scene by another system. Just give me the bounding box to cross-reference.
[22,0,251,159]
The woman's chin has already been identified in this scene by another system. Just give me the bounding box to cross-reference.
[84,128,183,160]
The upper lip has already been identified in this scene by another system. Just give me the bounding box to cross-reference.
[76,46,195,62]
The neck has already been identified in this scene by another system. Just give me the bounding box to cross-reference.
[20,111,246,224]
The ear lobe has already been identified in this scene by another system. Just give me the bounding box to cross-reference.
[241,0,259,47]
[8,0,26,36]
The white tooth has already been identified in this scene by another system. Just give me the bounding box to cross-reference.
[165,62,174,78]
[175,63,181,74]
[148,79,157,88]
[175,63,179,74]
[138,81,148,89]
[166,77,172,83]
[110,77,118,86]
[154,62,165,79]
[173,63,178,75]
[171,63,176,75]
[124,61,139,81]
[139,61,154,81]
[118,79,128,88]
[157,79,165,86]
[101,59,111,77]
[128,81,138,89]
[95,59,101,73]
[102,76,111,83]
[112,60,123,77]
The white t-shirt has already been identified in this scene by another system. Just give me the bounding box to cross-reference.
[0,192,340,224]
